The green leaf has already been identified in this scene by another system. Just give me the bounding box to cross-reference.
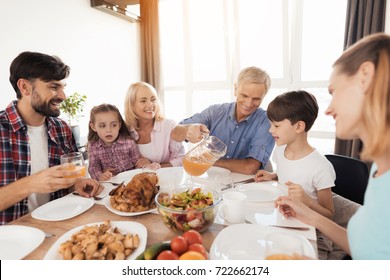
[60,92,87,125]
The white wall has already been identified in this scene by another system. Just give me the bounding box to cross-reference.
[0,0,141,143]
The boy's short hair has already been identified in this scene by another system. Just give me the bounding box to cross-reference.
[267,90,319,132]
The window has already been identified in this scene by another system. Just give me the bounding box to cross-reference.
[159,0,347,154]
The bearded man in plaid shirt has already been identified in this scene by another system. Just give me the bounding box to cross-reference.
[0,51,102,225]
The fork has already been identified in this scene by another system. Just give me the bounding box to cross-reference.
[72,192,105,201]
[99,181,122,186]
[44,232,56,238]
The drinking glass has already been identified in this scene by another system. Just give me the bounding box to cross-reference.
[182,135,227,186]
[264,232,304,260]
[60,152,86,179]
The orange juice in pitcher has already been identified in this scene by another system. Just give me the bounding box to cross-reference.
[183,135,227,178]
[182,156,213,176]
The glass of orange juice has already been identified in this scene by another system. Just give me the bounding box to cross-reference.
[60,152,87,178]
[264,232,305,260]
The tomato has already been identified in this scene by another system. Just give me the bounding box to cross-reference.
[179,251,206,260]
[170,236,188,255]
[183,229,203,245]
[186,211,196,222]
[187,243,208,259]
[156,250,179,260]
[191,188,201,195]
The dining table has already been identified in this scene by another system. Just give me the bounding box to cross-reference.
[10,204,225,260]
[6,166,318,260]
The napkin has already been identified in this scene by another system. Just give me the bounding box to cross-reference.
[245,208,317,240]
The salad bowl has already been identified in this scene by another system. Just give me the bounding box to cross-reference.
[155,186,222,233]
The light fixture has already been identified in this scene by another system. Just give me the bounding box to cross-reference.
[91,0,140,23]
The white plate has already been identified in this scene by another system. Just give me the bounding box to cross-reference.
[237,182,283,202]
[210,224,316,260]
[44,221,147,260]
[192,167,231,186]
[31,196,94,221]
[103,196,157,216]
[0,225,45,260]
[107,169,143,185]
[199,166,231,179]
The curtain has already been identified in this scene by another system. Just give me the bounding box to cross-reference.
[334,0,386,159]
[139,0,163,98]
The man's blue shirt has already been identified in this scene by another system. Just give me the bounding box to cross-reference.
[180,102,275,167]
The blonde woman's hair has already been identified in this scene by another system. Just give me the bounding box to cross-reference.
[124,81,164,130]
[333,33,390,160]
[236,66,271,93]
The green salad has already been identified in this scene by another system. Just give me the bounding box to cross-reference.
[156,188,217,233]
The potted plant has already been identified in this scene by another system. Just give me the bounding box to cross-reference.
[60,92,87,148]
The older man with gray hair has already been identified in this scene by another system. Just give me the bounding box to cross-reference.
[171,66,275,175]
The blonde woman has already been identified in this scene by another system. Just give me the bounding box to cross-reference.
[277,33,390,259]
[124,82,185,167]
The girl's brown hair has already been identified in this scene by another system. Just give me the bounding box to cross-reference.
[333,33,390,160]
[124,81,164,130]
[87,103,130,142]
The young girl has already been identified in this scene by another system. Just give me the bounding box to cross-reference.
[87,104,150,181]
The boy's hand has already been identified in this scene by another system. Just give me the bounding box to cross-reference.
[285,181,313,207]
[254,170,275,182]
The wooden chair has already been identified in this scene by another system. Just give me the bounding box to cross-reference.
[325,154,369,205]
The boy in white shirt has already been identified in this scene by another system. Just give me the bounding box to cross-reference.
[255,90,335,219]
[255,90,336,259]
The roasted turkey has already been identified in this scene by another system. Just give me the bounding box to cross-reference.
[109,172,160,212]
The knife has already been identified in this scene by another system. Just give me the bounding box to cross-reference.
[245,219,310,231]
[220,178,255,191]
[269,225,310,231]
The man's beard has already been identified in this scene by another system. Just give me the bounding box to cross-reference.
[31,90,61,118]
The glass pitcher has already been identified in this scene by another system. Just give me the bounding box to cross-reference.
[182,135,227,177]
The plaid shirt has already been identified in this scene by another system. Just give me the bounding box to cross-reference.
[0,101,77,225]
[88,136,142,180]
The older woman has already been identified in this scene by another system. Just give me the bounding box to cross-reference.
[124,81,185,167]
[276,33,390,259]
